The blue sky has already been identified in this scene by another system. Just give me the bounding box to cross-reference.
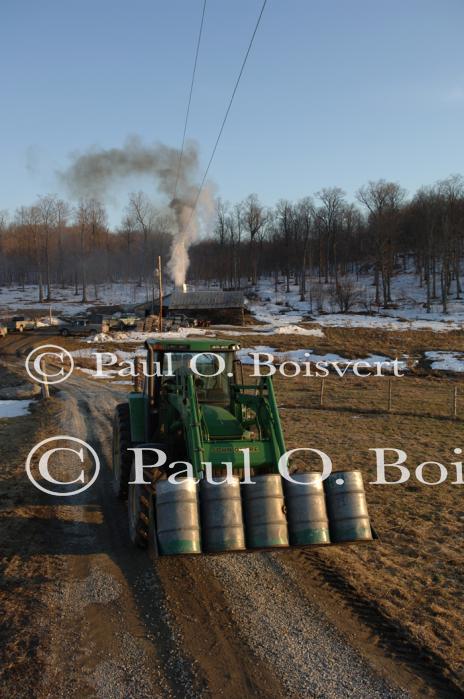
[1,0,463,225]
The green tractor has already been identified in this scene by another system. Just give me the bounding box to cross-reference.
[112,338,373,556]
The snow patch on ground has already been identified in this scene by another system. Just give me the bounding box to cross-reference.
[250,275,464,331]
[308,314,463,332]
[425,351,464,372]
[0,399,33,418]
[0,283,170,314]
[237,346,411,372]
[274,324,324,336]
[218,324,324,337]
[87,327,212,344]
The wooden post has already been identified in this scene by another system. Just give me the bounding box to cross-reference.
[134,356,143,393]
[388,378,392,412]
[40,357,50,400]
[453,385,458,419]
[158,255,163,333]
[319,378,325,408]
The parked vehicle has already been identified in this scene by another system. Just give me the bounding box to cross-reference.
[164,313,195,330]
[5,316,36,332]
[59,317,109,336]
[108,313,138,331]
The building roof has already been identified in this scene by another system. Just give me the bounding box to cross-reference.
[145,337,240,351]
[169,290,244,310]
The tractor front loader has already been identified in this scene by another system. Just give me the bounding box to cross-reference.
[112,338,374,556]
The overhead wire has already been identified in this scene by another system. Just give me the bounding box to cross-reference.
[184,0,268,229]
[173,0,207,202]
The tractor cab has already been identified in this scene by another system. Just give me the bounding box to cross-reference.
[161,350,234,406]
[126,337,285,478]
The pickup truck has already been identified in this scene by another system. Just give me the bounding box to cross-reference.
[59,317,110,337]
[5,316,36,332]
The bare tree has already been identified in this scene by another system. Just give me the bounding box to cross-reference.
[119,214,136,282]
[37,195,60,301]
[87,198,108,298]
[296,197,314,300]
[15,205,43,300]
[356,180,406,306]
[276,200,294,292]
[330,279,362,313]
[242,194,267,285]
[315,187,346,284]
[75,200,90,302]
[436,175,464,305]
[55,199,71,289]
[0,210,9,286]
[127,191,156,286]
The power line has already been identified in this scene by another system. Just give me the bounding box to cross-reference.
[173,0,207,202]
[185,0,268,229]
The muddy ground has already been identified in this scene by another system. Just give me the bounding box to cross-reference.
[0,332,462,699]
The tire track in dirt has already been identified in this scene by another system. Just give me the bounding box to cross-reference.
[292,549,464,698]
[36,377,201,698]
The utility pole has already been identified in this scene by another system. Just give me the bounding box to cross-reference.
[158,255,163,333]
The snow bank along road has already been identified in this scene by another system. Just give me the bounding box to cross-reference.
[1,335,458,699]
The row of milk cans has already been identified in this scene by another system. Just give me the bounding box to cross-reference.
[154,470,373,555]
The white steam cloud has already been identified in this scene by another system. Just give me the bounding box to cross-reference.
[58,136,214,286]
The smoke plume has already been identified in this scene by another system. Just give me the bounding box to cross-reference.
[58,136,213,286]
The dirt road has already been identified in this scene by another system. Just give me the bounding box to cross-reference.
[0,335,458,698]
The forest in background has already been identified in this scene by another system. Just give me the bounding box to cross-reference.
[0,175,463,313]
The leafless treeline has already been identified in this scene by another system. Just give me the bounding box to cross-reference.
[0,192,171,302]
[191,175,464,312]
[0,176,463,312]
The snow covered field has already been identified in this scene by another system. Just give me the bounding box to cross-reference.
[0,282,165,315]
[425,351,464,373]
[1,270,464,333]
[250,275,464,331]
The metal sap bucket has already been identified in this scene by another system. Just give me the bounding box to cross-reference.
[156,478,202,555]
[200,476,246,553]
[242,474,289,549]
[324,471,372,543]
[284,473,331,545]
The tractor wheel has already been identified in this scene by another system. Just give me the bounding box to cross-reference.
[127,462,150,548]
[112,403,132,499]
